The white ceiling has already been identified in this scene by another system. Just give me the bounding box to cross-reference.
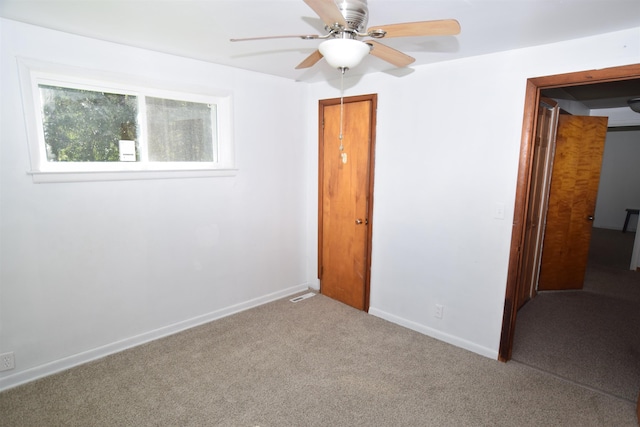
[2,0,640,84]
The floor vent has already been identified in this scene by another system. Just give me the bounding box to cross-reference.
[289,292,316,303]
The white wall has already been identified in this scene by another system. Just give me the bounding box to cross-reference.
[0,19,309,390]
[594,105,640,127]
[306,28,640,358]
[594,129,640,231]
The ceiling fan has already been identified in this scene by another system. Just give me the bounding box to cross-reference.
[230,0,461,71]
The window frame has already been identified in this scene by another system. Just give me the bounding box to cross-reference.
[18,58,236,183]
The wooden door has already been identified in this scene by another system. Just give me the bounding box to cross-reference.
[318,95,376,311]
[516,98,559,309]
[538,114,608,291]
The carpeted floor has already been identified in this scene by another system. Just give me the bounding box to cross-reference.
[512,228,640,402]
[1,291,637,426]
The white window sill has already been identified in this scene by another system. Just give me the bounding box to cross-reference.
[28,168,239,183]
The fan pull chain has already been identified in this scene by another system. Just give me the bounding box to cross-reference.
[339,67,345,152]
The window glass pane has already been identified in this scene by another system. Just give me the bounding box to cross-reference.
[39,85,138,162]
[145,97,215,162]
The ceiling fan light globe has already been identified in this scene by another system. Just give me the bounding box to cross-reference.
[319,39,370,69]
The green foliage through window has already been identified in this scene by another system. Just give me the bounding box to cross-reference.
[40,85,138,162]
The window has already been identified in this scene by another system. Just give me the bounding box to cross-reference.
[19,59,234,182]
[39,85,140,163]
[145,97,215,162]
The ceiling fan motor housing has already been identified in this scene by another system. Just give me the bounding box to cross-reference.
[232,0,460,70]
[334,0,369,35]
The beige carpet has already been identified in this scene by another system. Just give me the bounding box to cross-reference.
[512,228,640,402]
[1,291,637,426]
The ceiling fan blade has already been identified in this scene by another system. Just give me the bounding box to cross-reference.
[366,41,415,68]
[303,0,347,28]
[230,34,320,42]
[368,19,461,38]
[295,50,324,69]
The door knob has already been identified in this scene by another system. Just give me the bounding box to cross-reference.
[355,219,363,225]
[587,215,594,221]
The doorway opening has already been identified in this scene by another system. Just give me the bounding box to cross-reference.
[499,63,640,362]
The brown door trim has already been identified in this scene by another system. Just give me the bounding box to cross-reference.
[317,93,377,312]
[499,63,640,362]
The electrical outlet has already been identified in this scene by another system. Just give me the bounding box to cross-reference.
[0,352,15,371]
[435,304,444,319]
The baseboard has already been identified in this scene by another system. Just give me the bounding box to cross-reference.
[0,283,309,392]
[368,307,499,360]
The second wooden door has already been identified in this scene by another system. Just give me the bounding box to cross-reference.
[538,114,608,291]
